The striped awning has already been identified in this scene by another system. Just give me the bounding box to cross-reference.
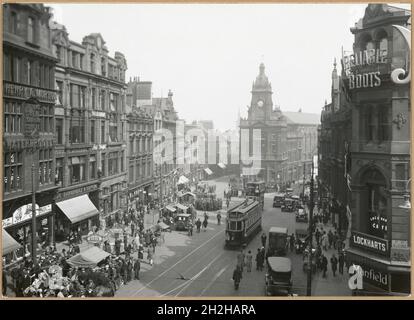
[56,195,99,224]
[204,168,213,175]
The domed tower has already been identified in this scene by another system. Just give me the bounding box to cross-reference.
[248,63,274,120]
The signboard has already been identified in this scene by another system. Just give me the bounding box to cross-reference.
[55,184,98,201]
[2,204,52,228]
[3,82,56,103]
[350,231,389,257]
[87,233,104,244]
[349,262,389,291]
[342,48,387,90]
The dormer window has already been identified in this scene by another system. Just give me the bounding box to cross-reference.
[90,53,95,73]
[101,57,106,76]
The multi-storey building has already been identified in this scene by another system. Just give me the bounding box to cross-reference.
[239,63,319,189]
[51,23,128,234]
[3,4,58,263]
[125,102,154,210]
[319,59,352,232]
[321,4,411,295]
[127,78,179,204]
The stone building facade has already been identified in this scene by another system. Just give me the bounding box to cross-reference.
[51,23,128,233]
[3,3,58,262]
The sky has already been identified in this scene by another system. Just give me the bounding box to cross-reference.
[50,3,411,131]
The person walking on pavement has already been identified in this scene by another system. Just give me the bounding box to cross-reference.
[195,218,202,233]
[322,231,328,251]
[202,217,208,232]
[147,247,153,266]
[289,233,295,252]
[330,254,338,277]
[261,233,267,247]
[246,250,253,272]
[188,222,193,236]
[255,249,261,271]
[321,255,328,278]
[134,258,141,280]
[338,252,345,275]
[236,249,245,272]
[232,266,242,290]
[328,230,334,249]
[217,212,222,225]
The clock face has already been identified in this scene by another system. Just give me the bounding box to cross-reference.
[257,100,264,107]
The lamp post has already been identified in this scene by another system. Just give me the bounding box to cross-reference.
[31,164,37,265]
[306,158,314,296]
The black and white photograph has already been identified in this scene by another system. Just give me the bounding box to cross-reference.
[1,2,412,299]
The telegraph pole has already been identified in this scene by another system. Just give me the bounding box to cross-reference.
[31,164,37,265]
[306,159,315,296]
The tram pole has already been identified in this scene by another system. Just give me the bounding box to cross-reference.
[306,159,314,296]
[31,164,37,265]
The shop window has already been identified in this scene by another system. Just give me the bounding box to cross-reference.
[55,118,63,144]
[69,156,86,184]
[69,117,85,143]
[89,155,97,179]
[4,151,23,193]
[4,102,22,134]
[56,158,63,184]
[39,149,53,185]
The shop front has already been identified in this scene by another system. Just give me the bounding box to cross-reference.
[346,231,410,295]
[2,203,54,265]
[54,194,100,241]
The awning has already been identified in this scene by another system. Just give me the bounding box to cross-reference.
[204,168,213,175]
[66,246,111,268]
[218,163,226,169]
[177,175,189,185]
[2,229,21,255]
[56,194,99,224]
[157,222,170,230]
[176,203,188,211]
[165,205,176,212]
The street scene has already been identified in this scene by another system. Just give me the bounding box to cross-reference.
[2,3,411,298]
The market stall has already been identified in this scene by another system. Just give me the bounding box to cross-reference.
[67,246,111,268]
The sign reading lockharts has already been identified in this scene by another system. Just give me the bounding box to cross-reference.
[350,231,389,257]
[342,48,387,89]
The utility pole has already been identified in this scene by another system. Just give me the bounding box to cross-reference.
[306,159,315,296]
[31,164,37,265]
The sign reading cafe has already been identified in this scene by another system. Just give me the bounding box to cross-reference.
[342,48,387,89]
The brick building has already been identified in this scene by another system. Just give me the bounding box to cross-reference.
[51,23,128,234]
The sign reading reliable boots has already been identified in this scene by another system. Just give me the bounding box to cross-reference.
[342,49,387,89]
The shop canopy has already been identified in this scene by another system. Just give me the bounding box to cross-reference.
[217,163,226,169]
[204,168,213,175]
[66,246,111,268]
[56,195,99,224]
[165,205,176,212]
[157,222,171,230]
[2,229,21,256]
[176,203,188,211]
[177,175,190,185]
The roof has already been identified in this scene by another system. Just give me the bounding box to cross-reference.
[269,227,288,234]
[230,199,259,214]
[267,257,292,272]
[283,111,320,125]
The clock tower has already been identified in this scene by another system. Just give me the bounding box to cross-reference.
[248,63,274,120]
[240,63,286,185]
